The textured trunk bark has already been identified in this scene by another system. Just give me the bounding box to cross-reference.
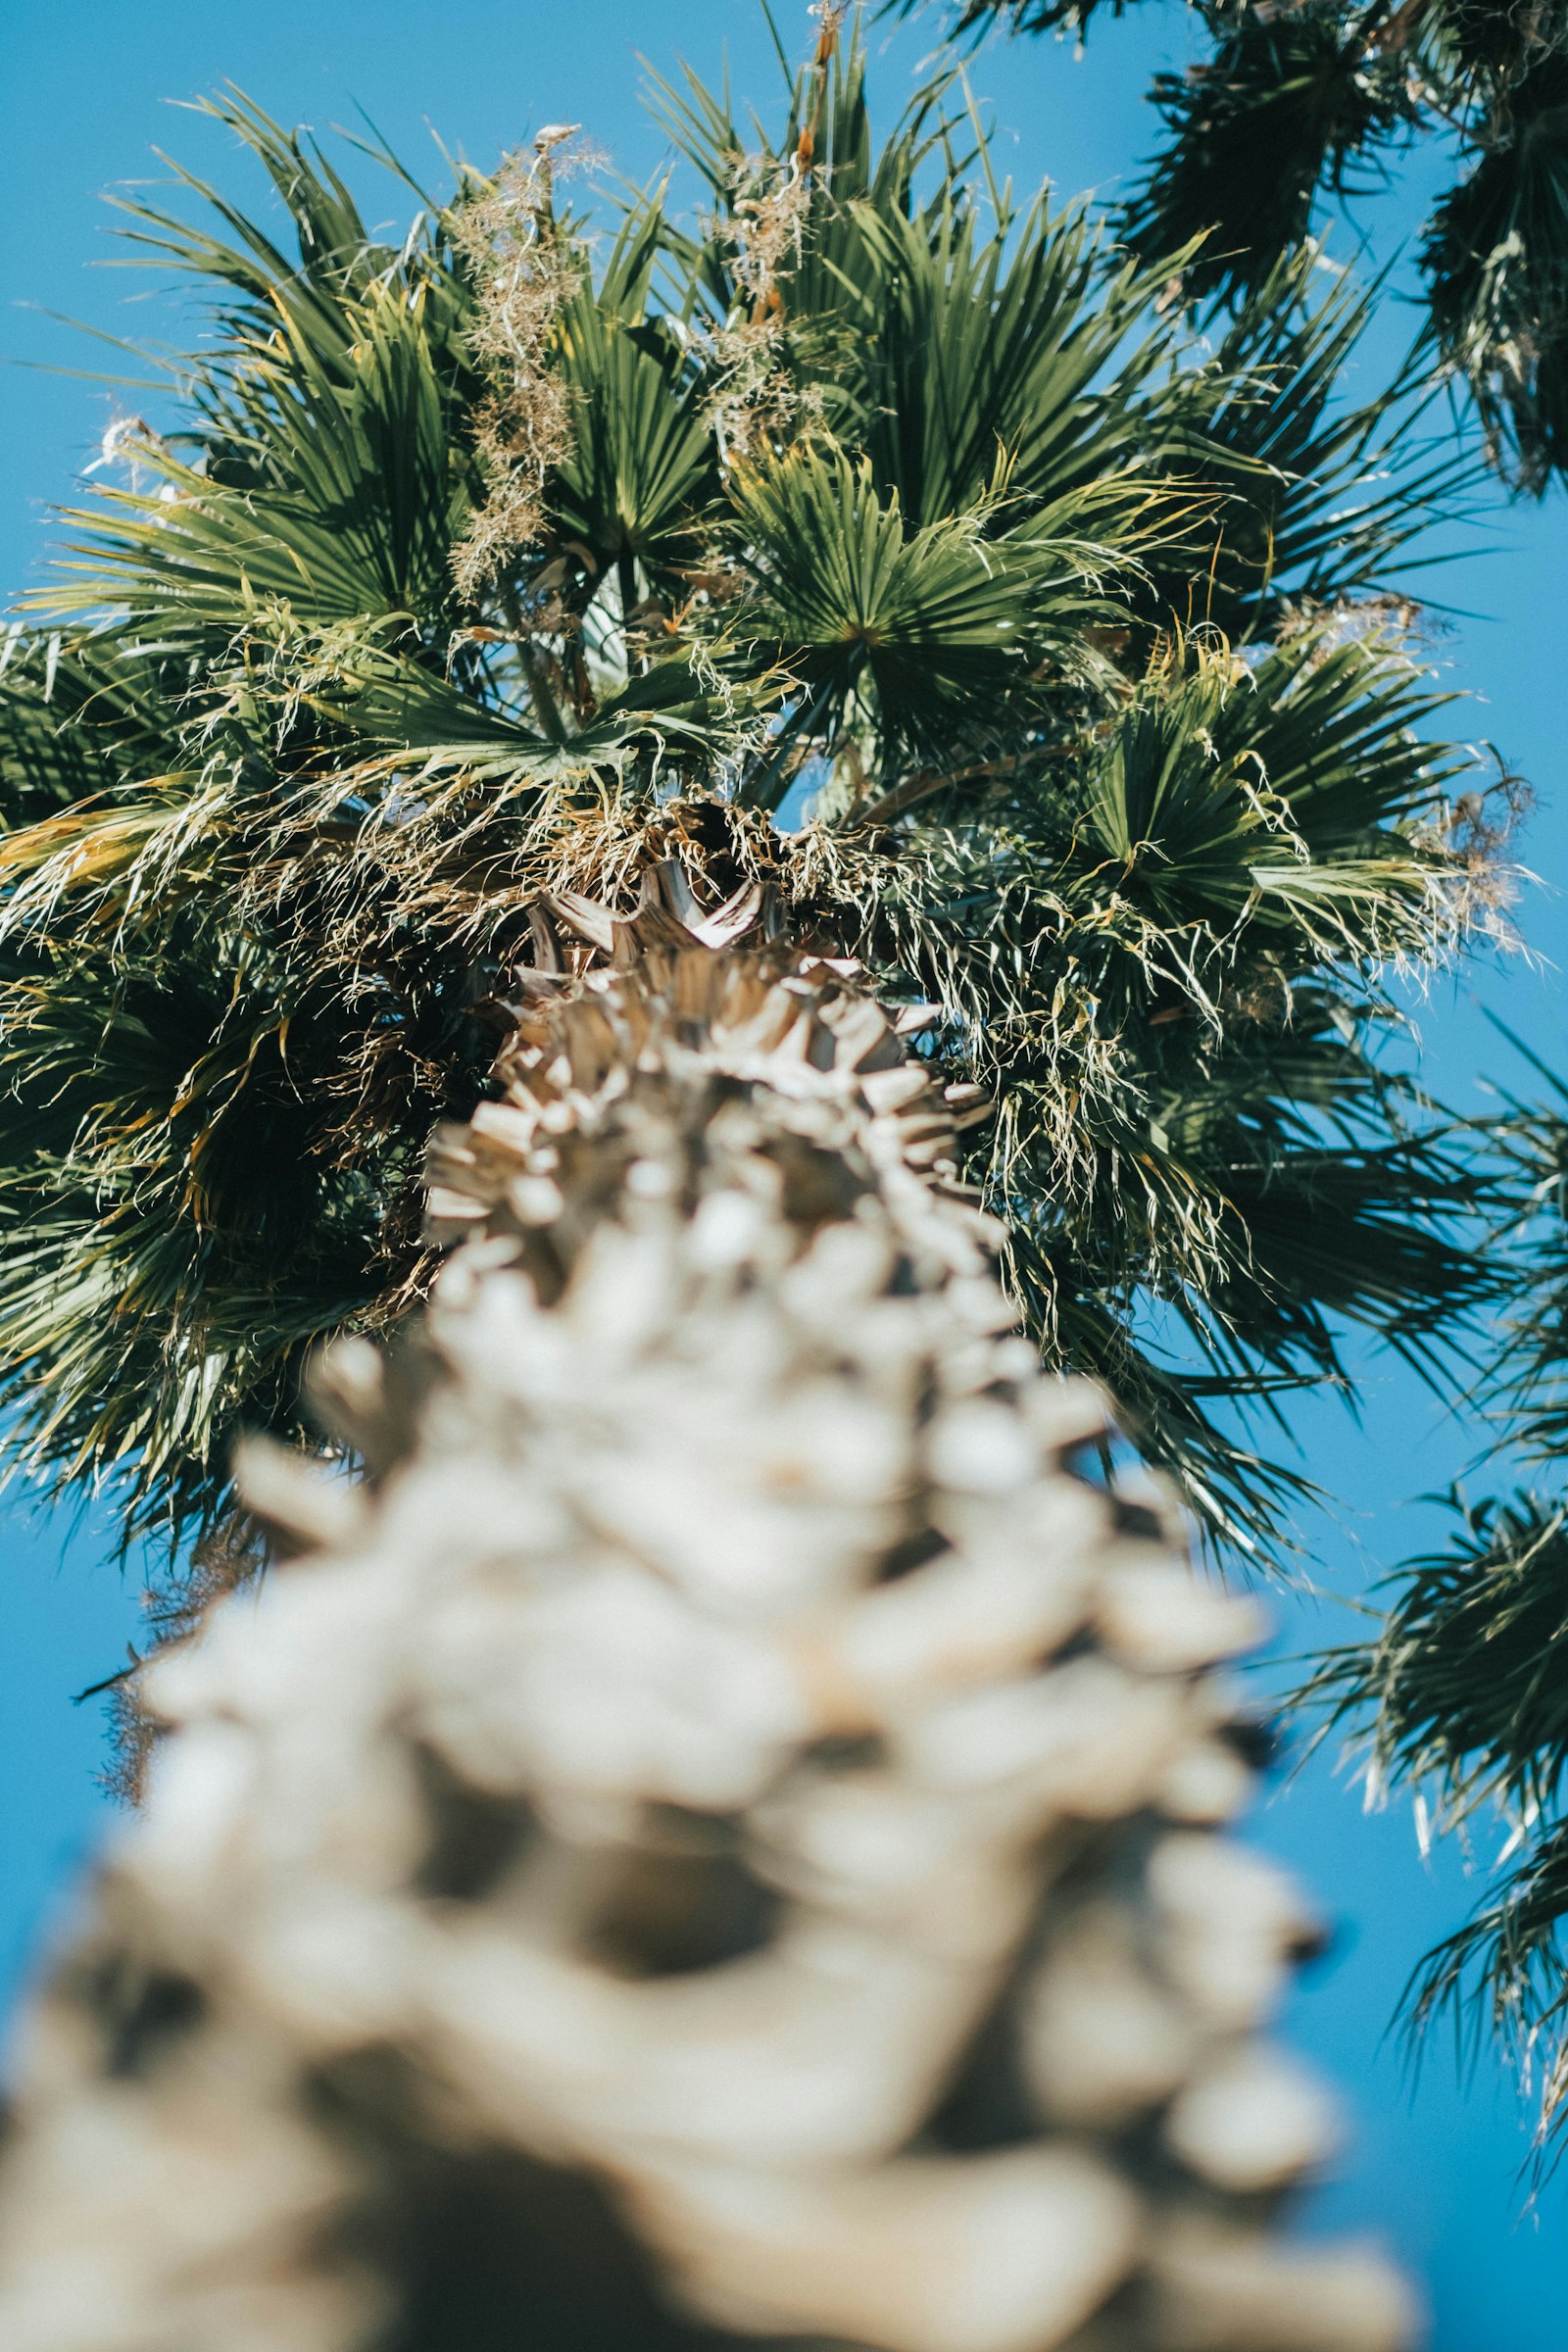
[0,902,1412,2352]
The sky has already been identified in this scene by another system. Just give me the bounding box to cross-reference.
[2,3,1567,2340]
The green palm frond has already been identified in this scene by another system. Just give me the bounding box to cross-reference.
[863,0,1568,2162]
[723,445,1129,785]
[917,0,1568,488]
[1121,4,1417,304]
[884,0,1158,38]
[0,952,391,1543]
[1298,1028,1568,2149]
[43,288,468,643]
[550,205,718,590]
[1062,628,1461,947]
[1305,1490,1568,2152]
[1148,250,1481,636]
[805,195,1180,525]
[839,609,1491,1541]
[105,86,465,377]
[0,626,174,818]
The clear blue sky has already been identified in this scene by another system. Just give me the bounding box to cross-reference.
[2,5,1566,2340]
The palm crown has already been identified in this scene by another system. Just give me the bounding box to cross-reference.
[0,23,1495,1573]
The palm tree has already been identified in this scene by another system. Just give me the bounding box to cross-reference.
[0,9,1500,2335]
[0,29,1489,1585]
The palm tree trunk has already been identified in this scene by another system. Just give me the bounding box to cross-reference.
[0,896,1412,2352]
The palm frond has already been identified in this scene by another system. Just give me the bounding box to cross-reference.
[1121,4,1418,305]
[1422,48,1568,492]
[1305,1490,1568,2152]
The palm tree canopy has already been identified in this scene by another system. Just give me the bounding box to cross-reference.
[0,21,1496,1567]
